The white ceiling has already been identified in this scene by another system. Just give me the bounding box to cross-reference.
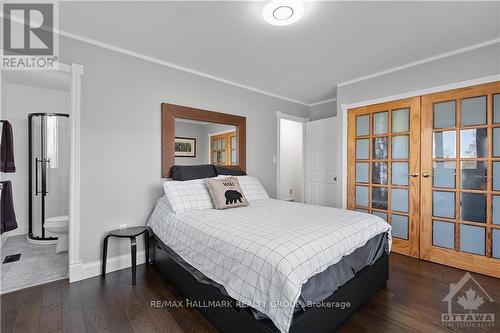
[59,1,500,105]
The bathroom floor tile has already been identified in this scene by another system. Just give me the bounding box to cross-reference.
[1,235,68,294]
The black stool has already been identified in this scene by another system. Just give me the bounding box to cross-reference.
[101,226,150,285]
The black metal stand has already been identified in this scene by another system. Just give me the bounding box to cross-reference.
[101,226,150,285]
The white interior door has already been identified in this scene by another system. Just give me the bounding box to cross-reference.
[305,117,338,207]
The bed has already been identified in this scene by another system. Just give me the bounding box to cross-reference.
[147,172,391,333]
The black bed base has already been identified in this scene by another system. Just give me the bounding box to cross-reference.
[151,233,389,333]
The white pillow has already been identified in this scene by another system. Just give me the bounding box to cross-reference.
[163,178,214,213]
[218,175,270,202]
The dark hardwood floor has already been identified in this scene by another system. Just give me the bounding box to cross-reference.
[1,254,499,333]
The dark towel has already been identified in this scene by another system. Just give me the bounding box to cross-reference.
[1,181,18,234]
[1,121,16,173]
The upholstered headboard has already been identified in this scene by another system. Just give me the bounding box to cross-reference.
[171,165,246,181]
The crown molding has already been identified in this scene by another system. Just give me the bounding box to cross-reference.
[309,97,337,107]
[56,30,311,106]
[337,38,500,88]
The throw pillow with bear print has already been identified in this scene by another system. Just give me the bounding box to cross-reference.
[205,176,249,209]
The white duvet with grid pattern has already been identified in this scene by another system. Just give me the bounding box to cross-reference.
[147,198,391,333]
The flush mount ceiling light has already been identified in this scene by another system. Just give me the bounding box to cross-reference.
[263,0,304,26]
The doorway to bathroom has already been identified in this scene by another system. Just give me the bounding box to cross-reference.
[1,70,72,293]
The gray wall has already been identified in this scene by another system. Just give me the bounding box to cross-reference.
[58,37,309,263]
[174,121,208,165]
[309,100,337,120]
[337,43,500,207]
[337,43,500,107]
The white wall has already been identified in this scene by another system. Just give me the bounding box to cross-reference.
[278,119,303,202]
[337,43,500,207]
[2,83,70,237]
[58,37,309,264]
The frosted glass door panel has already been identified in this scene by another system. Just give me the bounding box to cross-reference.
[356,115,370,136]
[432,221,454,249]
[392,215,408,240]
[372,211,387,221]
[494,94,500,123]
[355,186,369,207]
[392,162,408,186]
[433,101,455,128]
[356,139,370,160]
[460,225,485,256]
[433,162,455,188]
[391,189,408,213]
[392,108,409,133]
[392,136,409,159]
[433,191,455,218]
[355,163,369,183]
[461,96,486,126]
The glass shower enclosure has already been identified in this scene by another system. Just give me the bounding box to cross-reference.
[28,113,70,243]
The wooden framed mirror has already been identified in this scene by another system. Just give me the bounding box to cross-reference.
[161,103,246,178]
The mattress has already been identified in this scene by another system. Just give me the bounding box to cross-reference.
[147,197,391,333]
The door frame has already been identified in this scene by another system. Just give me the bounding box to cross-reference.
[276,111,307,202]
[65,63,84,283]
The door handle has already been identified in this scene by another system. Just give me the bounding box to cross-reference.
[408,173,419,178]
[422,171,431,178]
[43,158,50,195]
[35,158,42,196]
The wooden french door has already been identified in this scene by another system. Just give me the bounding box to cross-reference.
[210,131,237,166]
[420,82,500,278]
[348,97,421,257]
[348,81,500,277]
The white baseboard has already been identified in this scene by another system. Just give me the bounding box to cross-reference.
[1,230,27,248]
[69,250,146,282]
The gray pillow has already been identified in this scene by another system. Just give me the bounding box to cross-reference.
[205,177,249,209]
